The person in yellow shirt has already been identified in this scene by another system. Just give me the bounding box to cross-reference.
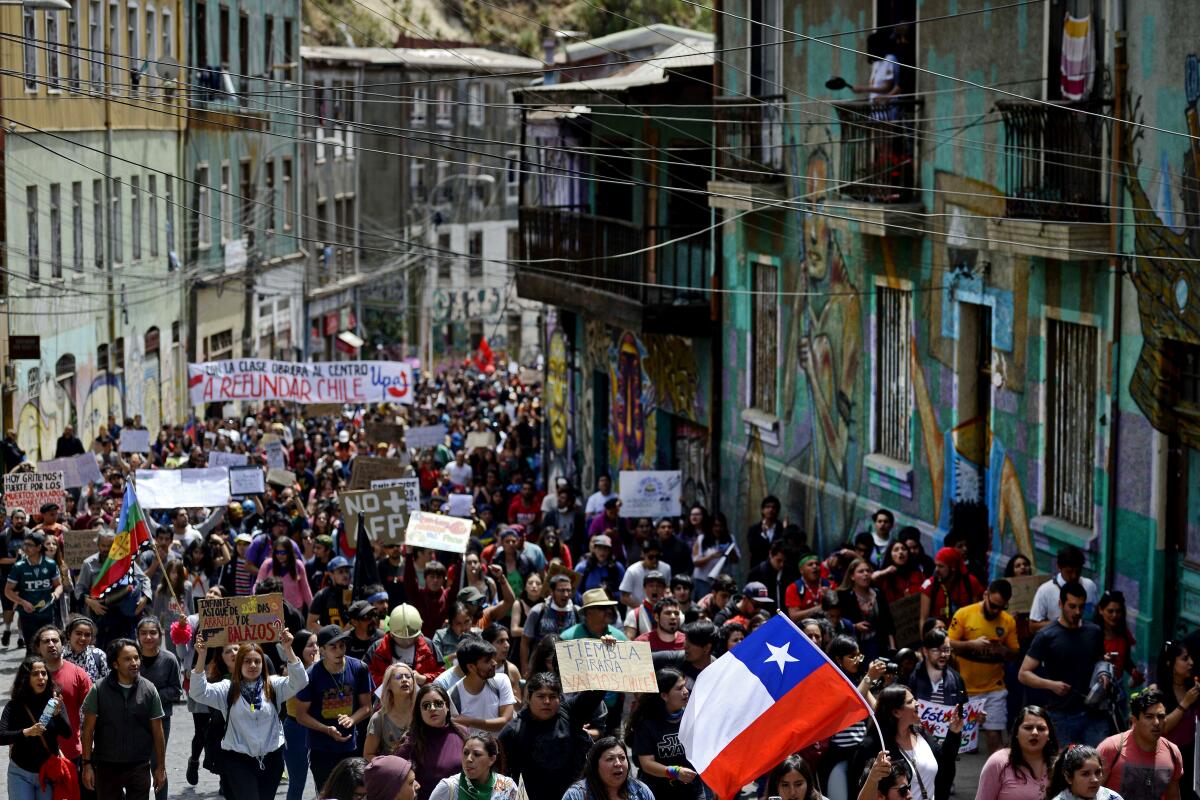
[947,579,1020,757]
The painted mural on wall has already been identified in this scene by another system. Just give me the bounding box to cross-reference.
[545,323,572,484]
[610,332,653,470]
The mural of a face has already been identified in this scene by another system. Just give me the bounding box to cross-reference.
[547,330,569,453]
[612,332,646,469]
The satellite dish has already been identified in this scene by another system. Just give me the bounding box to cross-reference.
[156,56,179,81]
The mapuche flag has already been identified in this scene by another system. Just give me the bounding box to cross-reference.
[90,482,152,598]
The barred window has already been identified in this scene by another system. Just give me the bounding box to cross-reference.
[875,286,912,461]
[1045,318,1097,527]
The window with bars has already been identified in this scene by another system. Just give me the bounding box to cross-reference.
[239,159,252,233]
[468,83,484,126]
[1174,341,1200,407]
[46,11,62,89]
[125,1,138,95]
[412,86,427,126]
[468,231,483,280]
[281,157,293,231]
[874,286,912,461]
[195,164,211,249]
[751,262,778,414]
[164,175,175,258]
[148,174,158,257]
[50,183,62,278]
[436,86,453,127]
[438,232,452,282]
[89,0,101,89]
[220,162,231,242]
[107,0,119,94]
[110,178,123,262]
[67,4,81,90]
[1044,318,1098,528]
[23,10,37,91]
[92,179,102,267]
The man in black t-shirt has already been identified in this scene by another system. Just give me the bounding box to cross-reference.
[344,600,383,663]
[1019,580,1108,746]
[0,509,30,646]
[308,557,353,628]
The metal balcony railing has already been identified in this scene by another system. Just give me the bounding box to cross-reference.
[833,98,921,203]
[714,95,786,182]
[998,100,1107,222]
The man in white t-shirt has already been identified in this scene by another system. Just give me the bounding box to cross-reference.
[619,539,672,609]
[1029,545,1098,633]
[448,638,515,734]
[623,570,669,639]
[584,475,617,521]
[447,451,474,489]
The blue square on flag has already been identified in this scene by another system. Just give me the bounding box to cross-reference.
[729,615,824,700]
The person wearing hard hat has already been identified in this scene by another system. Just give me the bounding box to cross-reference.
[367,603,442,688]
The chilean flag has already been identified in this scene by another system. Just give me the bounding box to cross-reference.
[680,614,871,799]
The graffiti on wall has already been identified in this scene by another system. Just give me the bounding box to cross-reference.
[610,331,652,470]
[545,325,571,484]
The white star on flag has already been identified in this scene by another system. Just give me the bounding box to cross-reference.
[763,641,799,673]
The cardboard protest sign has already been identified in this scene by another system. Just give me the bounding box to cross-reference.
[304,403,344,419]
[518,367,542,386]
[405,424,447,449]
[370,477,420,513]
[63,529,99,570]
[134,468,230,508]
[3,471,65,514]
[917,698,987,753]
[447,493,473,518]
[37,455,103,490]
[209,450,249,468]
[196,593,285,647]
[340,486,411,544]
[618,470,681,518]
[188,359,415,405]
[229,466,266,496]
[118,429,151,453]
[555,639,657,693]
[404,511,472,554]
[891,593,923,648]
[546,560,581,592]
[349,457,408,490]
[365,423,405,448]
[1006,574,1044,615]
[464,431,497,451]
[266,468,296,487]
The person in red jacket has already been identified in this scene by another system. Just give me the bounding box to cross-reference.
[367,604,442,688]
[507,480,544,529]
[403,553,452,638]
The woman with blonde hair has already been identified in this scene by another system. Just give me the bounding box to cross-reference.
[189,631,308,800]
[364,662,418,759]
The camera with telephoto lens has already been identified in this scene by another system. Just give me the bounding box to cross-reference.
[882,660,900,676]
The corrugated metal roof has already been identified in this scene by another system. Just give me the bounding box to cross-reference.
[300,45,542,72]
[525,37,714,95]
[562,23,714,62]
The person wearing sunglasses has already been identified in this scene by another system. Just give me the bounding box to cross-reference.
[396,684,471,800]
[255,534,313,614]
[947,579,1019,756]
[856,753,914,800]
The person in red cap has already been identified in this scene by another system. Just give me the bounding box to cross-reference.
[364,755,420,800]
[919,546,984,632]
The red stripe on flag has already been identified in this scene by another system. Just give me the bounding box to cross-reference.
[699,664,870,800]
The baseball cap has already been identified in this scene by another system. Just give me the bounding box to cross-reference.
[591,534,612,548]
[317,624,350,647]
[642,570,667,586]
[743,581,775,605]
[338,430,350,444]
[328,556,351,571]
[347,600,377,620]
[235,533,253,544]
[457,586,485,605]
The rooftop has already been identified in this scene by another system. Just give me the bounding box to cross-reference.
[300,46,543,73]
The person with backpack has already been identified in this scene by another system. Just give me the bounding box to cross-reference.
[448,639,516,735]
[1096,688,1183,800]
[189,630,308,800]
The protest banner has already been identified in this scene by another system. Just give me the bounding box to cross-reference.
[518,367,542,386]
[405,511,473,554]
[37,455,103,490]
[118,429,150,453]
[405,424,447,449]
[891,593,923,648]
[464,431,497,451]
[229,466,266,496]
[371,476,420,513]
[208,451,249,468]
[304,403,344,419]
[340,486,411,544]
[917,698,987,753]
[555,639,657,693]
[546,560,581,592]
[1006,574,1044,615]
[188,359,415,405]
[365,422,406,448]
[447,493,473,518]
[196,593,285,647]
[262,436,286,470]
[618,471,682,518]
[3,471,64,514]
[134,468,230,508]
[348,457,408,490]
[266,468,296,487]
[63,529,99,570]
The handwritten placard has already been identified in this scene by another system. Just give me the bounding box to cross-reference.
[464,431,497,451]
[1006,574,1043,615]
[340,486,411,544]
[405,424,447,449]
[37,455,103,489]
[229,466,266,496]
[349,457,409,490]
[3,471,65,514]
[266,468,296,487]
[371,476,421,513]
[917,698,987,753]
[555,639,657,693]
[262,436,286,470]
[405,511,473,554]
[63,529,99,570]
[891,593,923,648]
[209,450,249,468]
[304,403,344,419]
[196,592,285,647]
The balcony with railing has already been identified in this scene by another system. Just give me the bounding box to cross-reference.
[517,206,712,333]
[987,100,1111,259]
[709,95,786,211]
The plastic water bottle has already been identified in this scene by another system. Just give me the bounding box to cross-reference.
[37,698,59,727]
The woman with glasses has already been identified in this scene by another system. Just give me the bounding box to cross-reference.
[851,685,962,800]
[364,663,417,759]
[975,705,1058,800]
[256,535,313,615]
[427,732,519,800]
[396,684,471,800]
[1158,640,1200,800]
[820,636,888,800]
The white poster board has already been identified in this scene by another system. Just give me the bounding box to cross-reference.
[447,493,473,518]
[209,451,249,468]
[618,470,682,518]
[370,477,421,513]
[135,468,231,508]
[188,359,415,405]
[38,455,104,489]
[405,511,472,554]
[229,466,266,496]
[406,424,447,449]
[118,429,151,453]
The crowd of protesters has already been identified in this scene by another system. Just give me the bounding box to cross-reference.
[0,365,1198,800]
